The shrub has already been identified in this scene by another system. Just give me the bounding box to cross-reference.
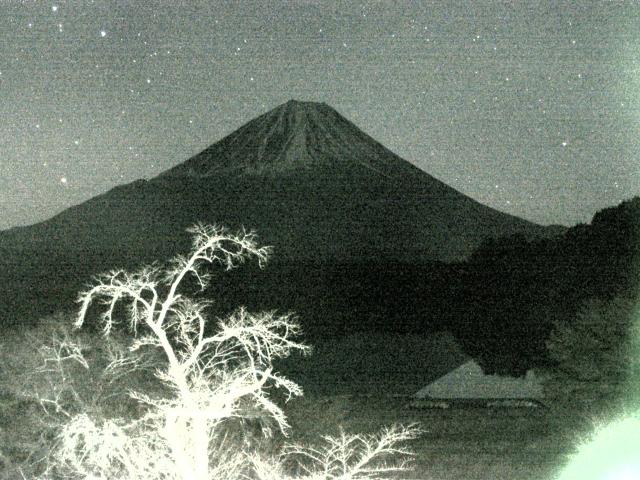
[544,295,640,417]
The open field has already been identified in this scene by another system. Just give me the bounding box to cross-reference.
[282,394,573,480]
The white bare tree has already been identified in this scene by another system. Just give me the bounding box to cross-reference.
[252,424,422,480]
[41,223,306,480]
[32,223,419,480]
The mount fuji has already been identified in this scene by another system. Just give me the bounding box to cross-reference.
[0,100,557,326]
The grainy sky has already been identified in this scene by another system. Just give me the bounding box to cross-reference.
[2,0,639,230]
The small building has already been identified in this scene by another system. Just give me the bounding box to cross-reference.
[412,359,544,408]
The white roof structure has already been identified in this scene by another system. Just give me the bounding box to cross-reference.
[415,359,543,399]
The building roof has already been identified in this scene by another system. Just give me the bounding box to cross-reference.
[415,359,544,399]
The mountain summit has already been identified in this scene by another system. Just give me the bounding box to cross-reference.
[0,100,557,323]
[162,99,428,179]
[150,99,550,262]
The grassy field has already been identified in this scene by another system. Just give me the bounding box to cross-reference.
[282,394,573,480]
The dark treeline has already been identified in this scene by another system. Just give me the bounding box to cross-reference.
[2,198,639,380]
[237,196,639,377]
[256,196,640,377]
[453,196,640,375]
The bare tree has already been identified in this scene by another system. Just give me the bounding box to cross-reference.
[251,424,422,480]
[30,223,419,480]
[36,223,303,479]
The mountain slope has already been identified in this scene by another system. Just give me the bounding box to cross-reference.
[0,100,557,326]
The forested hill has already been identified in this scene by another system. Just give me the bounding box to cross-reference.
[452,196,640,376]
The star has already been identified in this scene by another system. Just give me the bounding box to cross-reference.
[60,177,68,185]
[100,30,107,37]
[52,5,58,12]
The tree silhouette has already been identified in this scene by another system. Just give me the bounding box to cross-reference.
[29,223,419,480]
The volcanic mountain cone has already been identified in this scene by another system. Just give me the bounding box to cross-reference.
[0,100,554,327]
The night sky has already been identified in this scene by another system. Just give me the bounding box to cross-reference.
[2,1,639,230]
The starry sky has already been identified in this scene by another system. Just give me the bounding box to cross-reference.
[2,1,639,230]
